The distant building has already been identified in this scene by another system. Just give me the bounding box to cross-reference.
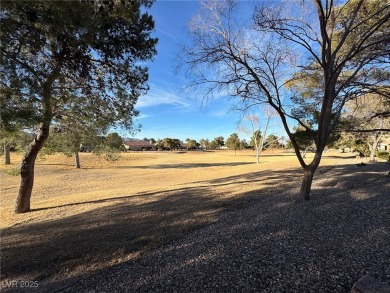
[79,144,92,152]
[378,138,390,151]
[179,141,188,150]
[123,140,156,151]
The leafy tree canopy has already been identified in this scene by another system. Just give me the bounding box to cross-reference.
[265,134,280,149]
[226,133,240,150]
[106,132,124,150]
[1,0,157,131]
[249,130,262,148]
[186,138,199,150]
[199,138,210,149]
[0,0,157,213]
[213,136,225,148]
[163,138,181,150]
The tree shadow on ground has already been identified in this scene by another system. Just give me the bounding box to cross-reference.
[63,161,389,293]
[0,167,303,292]
[321,154,358,160]
[184,167,302,187]
[28,166,295,213]
[35,163,74,166]
[250,153,297,157]
[114,162,254,169]
[1,162,389,292]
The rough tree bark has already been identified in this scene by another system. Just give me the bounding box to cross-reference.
[4,142,11,165]
[300,153,322,200]
[368,132,382,162]
[300,168,315,200]
[14,84,53,214]
[14,121,50,213]
[75,150,80,169]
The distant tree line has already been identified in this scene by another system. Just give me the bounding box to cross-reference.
[5,126,387,166]
[2,130,126,168]
[139,133,285,153]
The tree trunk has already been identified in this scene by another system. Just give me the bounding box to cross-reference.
[4,142,11,165]
[369,133,381,162]
[14,122,50,213]
[301,149,307,158]
[369,149,376,161]
[299,152,322,200]
[300,167,315,200]
[75,151,80,168]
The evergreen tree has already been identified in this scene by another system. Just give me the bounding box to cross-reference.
[265,134,280,150]
[1,0,157,213]
[226,133,240,155]
[213,136,225,149]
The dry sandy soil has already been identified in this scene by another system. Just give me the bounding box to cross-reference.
[0,149,383,291]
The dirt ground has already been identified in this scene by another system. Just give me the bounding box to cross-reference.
[0,149,355,291]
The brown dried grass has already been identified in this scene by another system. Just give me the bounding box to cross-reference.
[0,149,348,288]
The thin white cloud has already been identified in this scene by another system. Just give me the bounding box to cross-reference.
[137,83,192,110]
[156,27,180,43]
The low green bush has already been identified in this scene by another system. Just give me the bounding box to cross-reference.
[376,151,390,160]
[4,165,21,176]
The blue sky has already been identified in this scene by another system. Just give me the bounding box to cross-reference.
[129,1,286,142]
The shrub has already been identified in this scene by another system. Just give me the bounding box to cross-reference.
[376,151,390,160]
[94,145,121,162]
[4,164,21,176]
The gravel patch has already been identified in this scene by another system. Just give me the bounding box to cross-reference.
[57,161,389,292]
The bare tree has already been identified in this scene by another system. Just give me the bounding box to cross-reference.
[179,0,390,199]
[239,107,277,163]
